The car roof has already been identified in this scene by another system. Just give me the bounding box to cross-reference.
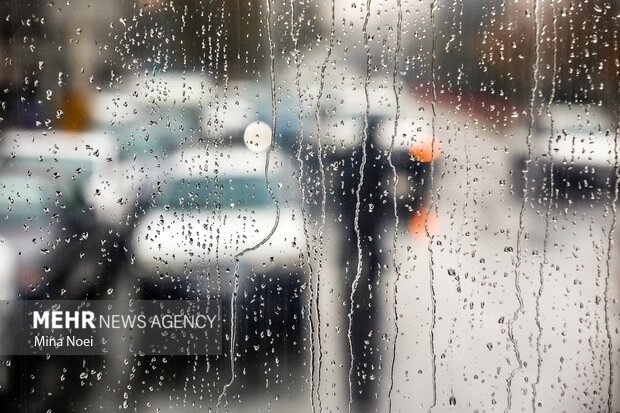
[92,72,214,126]
[128,71,214,105]
[546,103,612,123]
[534,103,614,135]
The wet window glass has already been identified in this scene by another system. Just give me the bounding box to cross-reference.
[0,0,618,412]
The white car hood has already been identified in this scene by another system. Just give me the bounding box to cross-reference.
[132,206,304,274]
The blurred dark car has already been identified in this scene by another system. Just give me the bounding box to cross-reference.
[0,129,117,298]
[0,166,103,412]
[0,174,73,298]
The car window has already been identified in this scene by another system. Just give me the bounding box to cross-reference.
[0,177,59,223]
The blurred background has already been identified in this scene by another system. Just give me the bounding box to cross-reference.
[0,0,618,411]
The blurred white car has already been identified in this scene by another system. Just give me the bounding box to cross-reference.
[131,146,305,294]
[0,128,119,219]
[90,72,211,229]
[514,103,617,197]
[130,147,308,365]
[130,145,307,370]
[92,72,212,128]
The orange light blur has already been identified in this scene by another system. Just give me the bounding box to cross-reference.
[408,206,438,238]
[409,133,442,162]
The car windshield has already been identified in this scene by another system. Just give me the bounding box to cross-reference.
[155,176,272,211]
[0,177,59,225]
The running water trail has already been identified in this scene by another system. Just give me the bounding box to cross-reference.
[289,1,319,410]
[311,0,335,408]
[605,117,619,413]
[202,1,229,384]
[506,0,541,409]
[214,8,230,330]
[387,0,402,411]
[427,1,438,411]
[215,1,280,410]
[445,5,467,401]
[604,23,619,412]
[532,2,557,411]
[348,1,372,411]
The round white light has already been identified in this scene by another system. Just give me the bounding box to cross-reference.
[244,121,272,152]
